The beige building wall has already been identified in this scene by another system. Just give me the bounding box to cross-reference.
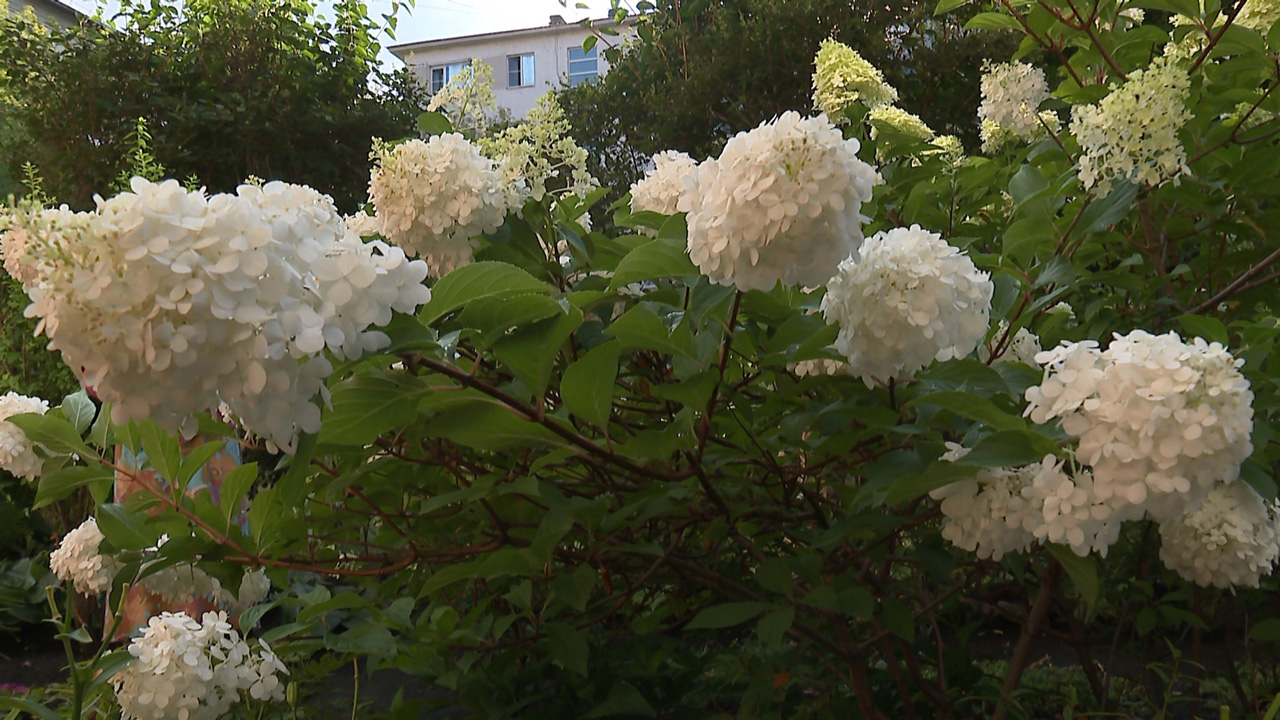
[390,17,635,119]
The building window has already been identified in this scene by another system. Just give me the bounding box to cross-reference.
[567,46,598,86]
[508,53,535,88]
[430,62,468,94]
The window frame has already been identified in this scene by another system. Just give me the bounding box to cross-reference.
[567,45,598,87]
[507,53,536,89]
[430,61,469,94]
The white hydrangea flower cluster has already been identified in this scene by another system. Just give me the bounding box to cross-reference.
[16,179,431,451]
[1025,331,1254,522]
[0,391,49,480]
[821,225,993,386]
[812,39,898,122]
[1070,56,1191,197]
[629,151,698,216]
[677,112,880,292]
[1158,480,1280,588]
[343,210,381,238]
[978,62,1050,138]
[981,321,1043,366]
[930,444,1037,561]
[980,112,1061,154]
[368,134,521,277]
[478,93,598,202]
[50,517,121,596]
[113,611,288,720]
[933,446,1128,559]
[1,222,39,287]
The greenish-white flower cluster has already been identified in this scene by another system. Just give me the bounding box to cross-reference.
[629,150,698,217]
[812,39,898,122]
[426,59,498,138]
[978,62,1050,139]
[479,93,599,201]
[1070,56,1191,197]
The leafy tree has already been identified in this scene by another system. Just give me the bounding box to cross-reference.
[558,0,1018,194]
[0,0,427,211]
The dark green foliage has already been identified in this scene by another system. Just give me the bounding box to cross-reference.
[558,0,1018,195]
[0,0,427,211]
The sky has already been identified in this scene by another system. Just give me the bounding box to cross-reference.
[58,0,620,65]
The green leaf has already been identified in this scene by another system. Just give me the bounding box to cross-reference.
[1177,314,1230,346]
[880,600,915,642]
[219,463,258,521]
[552,564,597,612]
[416,111,453,136]
[1003,218,1055,265]
[299,593,371,623]
[586,681,657,718]
[422,401,565,451]
[455,293,564,347]
[934,0,970,13]
[909,391,1026,431]
[884,462,978,505]
[7,412,93,459]
[609,238,697,289]
[420,261,550,324]
[756,607,794,649]
[1048,543,1099,612]
[34,465,113,509]
[546,622,589,676]
[684,601,773,630]
[561,341,620,427]
[1249,618,1280,643]
[0,697,63,720]
[1077,181,1138,233]
[325,621,397,658]
[492,307,584,394]
[319,371,431,445]
[58,390,96,434]
[97,504,153,551]
[964,11,1023,30]
[1240,460,1278,499]
[607,305,696,359]
[951,430,1060,467]
[139,420,181,484]
[172,439,227,490]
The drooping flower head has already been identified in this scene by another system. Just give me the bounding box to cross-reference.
[369,134,521,276]
[980,112,1061,154]
[678,112,880,291]
[50,517,121,596]
[478,93,598,202]
[1158,480,1280,588]
[112,611,289,720]
[629,150,698,217]
[868,105,935,142]
[812,39,898,122]
[821,225,993,385]
[0,392,49,480]
[1070,56,1192,197]
[1025,331,1254,521]
[16,178,432,450]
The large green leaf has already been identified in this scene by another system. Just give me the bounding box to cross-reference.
[951,429,1060,467]
[325,621,397,658]
[34,465,114,508]
[455,293,564,347]
[97,504,153,551]
[493,307,584,394]
[420,261,550,324]
[319,371,431,445]
[545,622,589,676]
[7,412,93,459]
[560,341,620,428]
[606,305,696,359]
[422,401,566,451]
[909,391,1026,431]
[1048,543,1099,613]
[609,238,697,289]
[684,601,774,630]
[586,682,657,718]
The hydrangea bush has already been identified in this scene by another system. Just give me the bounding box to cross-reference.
[4,0,1280,715]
